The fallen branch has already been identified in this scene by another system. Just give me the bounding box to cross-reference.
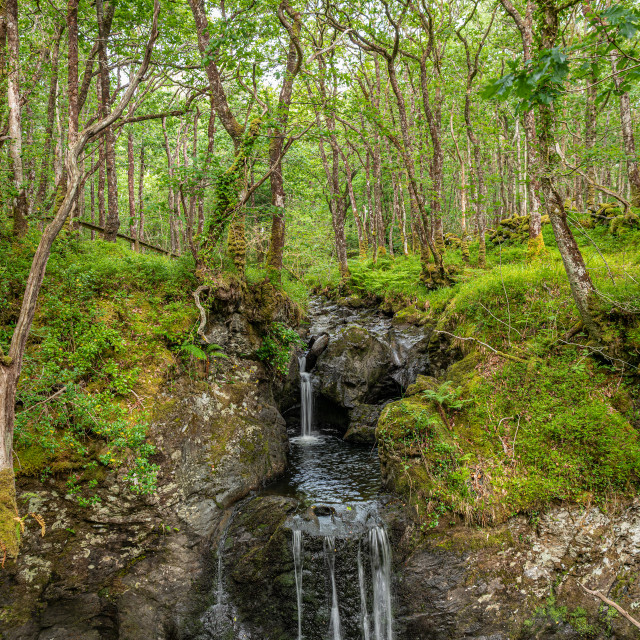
[434,330,527,363]
[579,583,640,630]
[193,285,211,343]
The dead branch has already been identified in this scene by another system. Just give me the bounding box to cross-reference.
[579,583,640,630]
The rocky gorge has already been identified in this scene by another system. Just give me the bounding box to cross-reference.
[0,295,639,640]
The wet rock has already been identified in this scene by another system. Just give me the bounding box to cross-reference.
[343,404,382,444]
[221,496,299,639]
[0,355,289,640]
[305,333,329,371]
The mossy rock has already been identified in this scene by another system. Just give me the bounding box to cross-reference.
[444,351,484,392]
[444,233,462,248]
[420,263,457,290]
[405,374,439,397]
[393,305,430,326]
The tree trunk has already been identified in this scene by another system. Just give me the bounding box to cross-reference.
[0,363,19,558]
[6,0,27,237]
[97,0,119,241]
[266,1,302,282]
[584,74,597,211]
[90,151,96,240]
[611,56,640,206]
[464,91,486,268]
[127,130,136,248]
[535,0,599,338]
[35,24,63,211]
[136,143,145,252]
[398,175,409,255]
[342,152,367,258]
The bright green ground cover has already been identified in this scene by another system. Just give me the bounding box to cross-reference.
[310,220,640,525]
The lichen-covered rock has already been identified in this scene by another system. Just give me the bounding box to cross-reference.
[389,501,640,640]
[0,356,288,639]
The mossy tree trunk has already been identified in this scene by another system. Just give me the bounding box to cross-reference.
[535,0,600,339]
[0,364,19,558]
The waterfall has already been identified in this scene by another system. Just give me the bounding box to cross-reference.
[324,536,343,640]
[358,542,371,640]
[369,526,393,640]
[292,528,304,640]
[299,355,313,437]
[215,510,235,607]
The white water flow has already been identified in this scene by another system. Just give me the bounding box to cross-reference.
[292,528,304,640]
[358,542,371,640]
[324,536,343,640]
[299,355,313,437]
[369,526,393,640]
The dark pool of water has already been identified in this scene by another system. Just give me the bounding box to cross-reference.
[263,430,382,506]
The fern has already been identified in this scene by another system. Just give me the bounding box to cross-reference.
[179,342,229,361]
[180,343,208,360]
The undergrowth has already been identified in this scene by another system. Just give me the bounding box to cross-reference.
[348,220,640,527]
[1,233,198,505]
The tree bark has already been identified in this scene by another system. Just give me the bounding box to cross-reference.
[97,0,119,241]
[584,72,597,211]
[611,55,640,206]
[34,24,63,211]
[267,1,302,282]
[127,129,136,248]
[136,143,145,252]
[342,151,367,257]
[6,0,27,237]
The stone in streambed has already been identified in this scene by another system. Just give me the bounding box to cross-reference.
[343,404,382,444]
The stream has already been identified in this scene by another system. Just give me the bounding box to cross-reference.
[198,298,424,640]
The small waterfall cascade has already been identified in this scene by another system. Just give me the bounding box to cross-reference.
[289,520,393,640]
[358,542,371,640]
[324,536,343,640]
[197,508,249,640]
[299,355,314,437]
[292,528,304,640]
[369,526,393,640]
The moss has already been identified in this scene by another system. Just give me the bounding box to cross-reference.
[444,352,483,391]
[227,214,247,275]
[527,232,545,261]
[405,374,439,397]
[0,468,20,559]
[393,305,430,326]
[14,445,51,477]
[377,348,640,527]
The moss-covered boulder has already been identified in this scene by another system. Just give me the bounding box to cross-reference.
[488,213,551,245]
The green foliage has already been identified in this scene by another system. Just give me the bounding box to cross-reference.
[421,381,471,411]
[255,322,304,375]
[1,237,199,506]
[179,342,228,362]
